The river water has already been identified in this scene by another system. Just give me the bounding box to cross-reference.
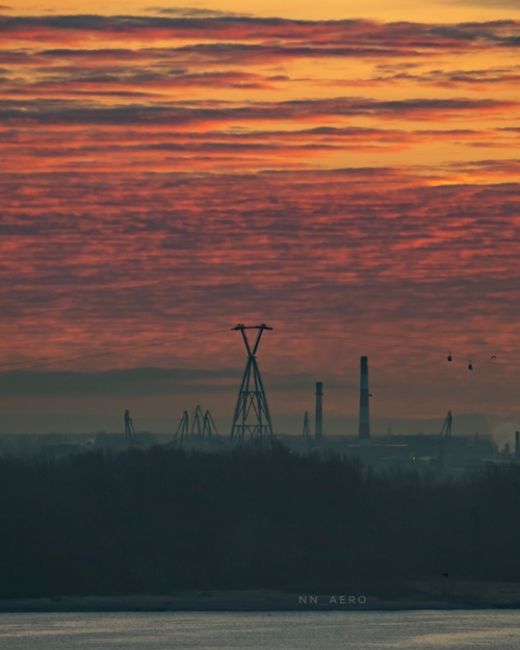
[1,610,520,649]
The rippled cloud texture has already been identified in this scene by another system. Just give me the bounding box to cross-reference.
[0,2,519,433]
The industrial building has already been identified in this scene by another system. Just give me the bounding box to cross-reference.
[0,330,514,476]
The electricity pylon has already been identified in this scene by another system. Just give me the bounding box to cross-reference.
[230,323,273,440]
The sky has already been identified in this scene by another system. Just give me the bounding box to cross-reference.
[0,1,519,437]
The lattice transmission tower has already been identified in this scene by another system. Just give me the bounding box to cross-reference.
[230,323,274,440]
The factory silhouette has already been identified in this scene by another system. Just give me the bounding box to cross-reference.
[157,323,510,473]
[2,322,515,474]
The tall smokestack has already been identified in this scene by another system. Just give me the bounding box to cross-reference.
[315,381,323,439]
[359,356,370,439]
[515,431,519,458]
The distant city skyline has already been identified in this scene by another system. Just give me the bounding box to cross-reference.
[0,360,515,444]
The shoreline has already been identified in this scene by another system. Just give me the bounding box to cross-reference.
[1,584,520,613]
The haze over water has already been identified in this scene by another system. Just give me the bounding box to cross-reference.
[1,611,520,649]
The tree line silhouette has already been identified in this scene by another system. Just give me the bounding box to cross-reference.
[1,443,519,598]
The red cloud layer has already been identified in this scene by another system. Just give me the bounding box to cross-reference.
[0,169,519,422]
[0,12,519,429]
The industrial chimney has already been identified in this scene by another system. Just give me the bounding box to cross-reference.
[315,381,323,440]
[358,356,370,439]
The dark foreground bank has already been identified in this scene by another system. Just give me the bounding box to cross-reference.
[1,444,520,600]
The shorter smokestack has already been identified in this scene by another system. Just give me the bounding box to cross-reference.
[515,431,519,458]
[315,381,323,439]
[359,356,370,439]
